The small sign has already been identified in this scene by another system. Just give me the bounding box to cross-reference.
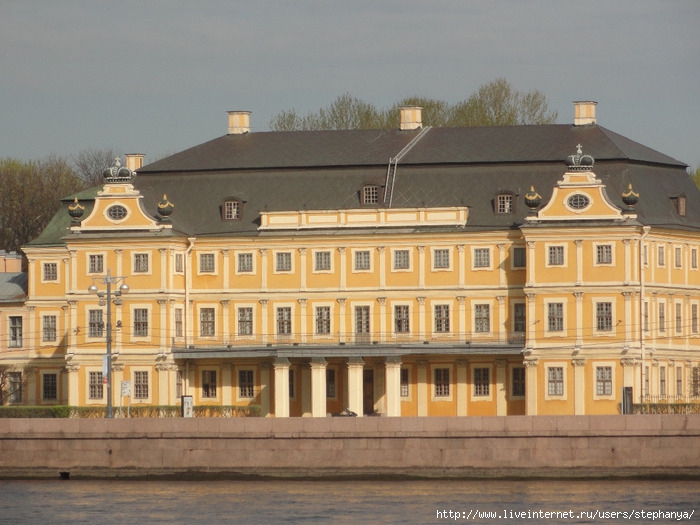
[121,381,131,397]
[102,355,109,377]
[181,395,194,418]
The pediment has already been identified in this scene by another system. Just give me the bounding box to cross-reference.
[73,183,165,232]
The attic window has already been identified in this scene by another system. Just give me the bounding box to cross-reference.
[107,205,128,221]
[496,194,514,214]
[362,185,380,205]
[223,200,241,220]
[672,195,686,216]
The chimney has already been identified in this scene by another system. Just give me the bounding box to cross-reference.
[573,101,597,126]
[399,106,422,131]
[125,153,145,171]
[227,111,251,134]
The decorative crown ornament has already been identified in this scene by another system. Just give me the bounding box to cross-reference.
[566,144,595,171]
[102,157,135,183]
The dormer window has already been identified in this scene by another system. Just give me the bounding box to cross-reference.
[362,185,380,205]
[496,193,514,214]
[671,195,686,216]
[223,200,241,220]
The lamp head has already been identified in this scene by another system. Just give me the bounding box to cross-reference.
[119,283,130,294]
[88,284,98,294]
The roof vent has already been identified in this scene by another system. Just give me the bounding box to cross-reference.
[399,106,422,131]
[228,111,251,134]
[125,153,145,171]
[573,101,597,126]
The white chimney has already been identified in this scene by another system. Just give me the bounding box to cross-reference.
[400,106,422,130]
[125,153,145,171]
[573,101,597,126]
[227,111,251,134]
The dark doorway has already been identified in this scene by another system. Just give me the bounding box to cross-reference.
[363,369,374,415]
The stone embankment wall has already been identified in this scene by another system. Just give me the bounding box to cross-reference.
[1,415,699,479]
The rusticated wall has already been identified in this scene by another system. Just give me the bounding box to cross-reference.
[1,415,699,479]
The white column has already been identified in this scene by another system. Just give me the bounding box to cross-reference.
[417,297,426,340]
[259,299,269,345]
[273,358,290,418]
[338,247,346,291]
[159,248,167,291]
[260,249,268,291]
[417,246,426,289]
[573,358,586,415]
[526,241,535,287]
[66,364,80,406]
[260,363,271,417]
[378,297,387,343]
[384,357,402,417]
[416,360,428,417]
[525,358,538,415]
[457,245,465,287]
[221,300,230,345]
[347,357,364,417]
[378,247,386,290]
[299,248,307,292]
[298,299,307,344]
[498,244,506,288]
[310,358,327,417]
[221,249,230,289]
[575,240,583,286]
[221,363,233,405]
[574,292,584,348]
[337,298,346,344]
[456,360,468,416]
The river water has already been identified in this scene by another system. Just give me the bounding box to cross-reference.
[0,478,697,524]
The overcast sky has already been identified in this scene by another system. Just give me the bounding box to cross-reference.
[2,1,699,168]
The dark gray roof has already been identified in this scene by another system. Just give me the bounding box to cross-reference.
[0,272,27,303]
[27,123,697,246]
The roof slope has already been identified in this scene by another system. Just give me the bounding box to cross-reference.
[0,272,27,303]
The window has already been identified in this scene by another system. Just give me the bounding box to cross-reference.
[676,303,683,334]
[393,250,409,270]
[43,373,57,401]
[277,307,291,335]
[644,302,650,332]
[223,200,240,220]
[675,247,682,268]
[434,249,450,269]
[175,308,183,338]
[644,366,650,397]
[677,366,683,397]
[400,368,409,397]
[548,367,564,396]
[133,308,148,337]
[89,254,103,274]
[176,370,183,399]
[8,372,22,403]
[474,304,490,333]
[394,305,409,333]
[289,369,295,398]
[660,366,667,397]
[89,371,103,399]
[474,368,490,396]
[596,245,612,264]
[514,303,526,333]
[567,193,590,210]
[133,253,149,273]
[199,253,215,273]
[496,194,513,214]
[596,367,613,396]
[9,317,22,347]
[672,195,687,216]
[326,369,336,398]
[362,185,379,204]
[435,368,450,397]
[202,371,217,398]
[693,304,699,334]
[238,307,253,336]
[276,252,292,272]
[434,304,450,333]
[693,367,700,397]
[134,371,149,399]
[107,205,127,220]
[512,367,525,397]
[239,370,254,398]
[316,306,330,335]
[513,247,526,268]
[473,248,490,268]
[354,250,370,270]
[548,246,564,266]
[238,253,253,273]
[89,310,103,337]
[200,308,215,337]
[355,306,370,342]
[693,248,698,269]
[658,245,665,267]
[659,303,666,332]
[43,262,58,281]
[643,245,648,267]
[42,316,57,342]
[315,251,331,271]
[175,253,184,273]
[596,302,612,332]
[548,303,563,332]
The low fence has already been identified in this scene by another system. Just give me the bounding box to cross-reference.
[1,414,699,479]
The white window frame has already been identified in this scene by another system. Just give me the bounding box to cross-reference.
[314,303,333,339]
[312,250,333,273]
[432,247,451,271]
[471,247,491,270]
[86,252,106,275]
[400,367,412,400]
[274,251,293,273]
[85,367,104,404]
[593,299,615,335]
[510,364,526,400]
[41,313,58,343]
[546,244,566,267]
[392,248,411,272]
[41,262,59,283]
[545,298,567,336]
[200,367,220,401]
[511,246,526,269]
[198,305,217,338]
[431,364,453,402]
[41,370,59,403]
[132,252,151,274]
[674,245,683,269]
[393,303,411,335]
[593,243,614,266]
[471,300,492,336]
[692,248,698,270]
[593,362,616,400]
[352,249,372,272]
[432,303,451,335]
[174,253,184,275]
[197,252,217,275]
[236,367,257,402]
[86,307,105,340]
[236,252,255,274]
[236,304,255,340]
[471,365,493,401]
[131,368,152,403]
[545,362,568,400]
[275,304,294,339]
[130,305,152,341]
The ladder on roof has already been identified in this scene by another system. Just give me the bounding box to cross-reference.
[384,126,432,208]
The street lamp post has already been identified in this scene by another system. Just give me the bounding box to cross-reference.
[89,269,129,418]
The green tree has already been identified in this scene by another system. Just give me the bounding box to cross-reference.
[269,79,558,131]
[0,155,87,254]
[690,165,700,189]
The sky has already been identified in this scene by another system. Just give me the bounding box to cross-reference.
[2,1,699,168]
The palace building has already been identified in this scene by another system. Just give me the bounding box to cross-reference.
[9,101,700,416]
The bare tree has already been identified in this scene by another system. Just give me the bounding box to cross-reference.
[71,147,121,186]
